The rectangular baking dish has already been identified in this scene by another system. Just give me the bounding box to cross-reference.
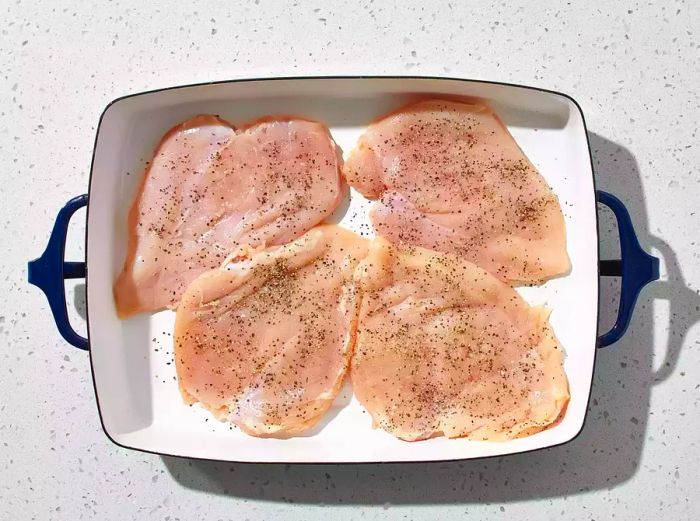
[28,77,659,463]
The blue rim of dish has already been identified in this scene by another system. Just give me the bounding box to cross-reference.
[83,75,602,465]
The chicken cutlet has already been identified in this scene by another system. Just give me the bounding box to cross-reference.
[344,99,570,285]
[351,237,569,441]
[114,115,343,317]
[174,225,368,437]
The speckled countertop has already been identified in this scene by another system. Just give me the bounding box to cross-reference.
[1,1,699,519]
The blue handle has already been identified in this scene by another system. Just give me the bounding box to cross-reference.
[596,191,659,347]
[28,194,89,350]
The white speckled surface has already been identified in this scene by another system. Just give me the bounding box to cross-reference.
[1,1,699,519]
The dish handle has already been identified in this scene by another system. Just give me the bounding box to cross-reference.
[28,194,89,350]
[596,190,659,347]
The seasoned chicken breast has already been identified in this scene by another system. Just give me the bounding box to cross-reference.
[114,115,343,317]
[174,225,368,437]
[344,99,570,285]
[351,237,569,441]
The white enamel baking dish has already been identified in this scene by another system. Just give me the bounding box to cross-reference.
[28,77,659,463]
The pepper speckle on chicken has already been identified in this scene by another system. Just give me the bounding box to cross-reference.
[114,115,344,317]
[174,225,368,437]
[344,99,570,285]
[351,237,569,441]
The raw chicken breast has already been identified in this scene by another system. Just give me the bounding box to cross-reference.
[344,99,570,285]
[114,115,343,317]
[351,237,569,441]
[174,225,368,437]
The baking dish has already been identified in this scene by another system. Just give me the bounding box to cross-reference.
[27,77,659,463]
